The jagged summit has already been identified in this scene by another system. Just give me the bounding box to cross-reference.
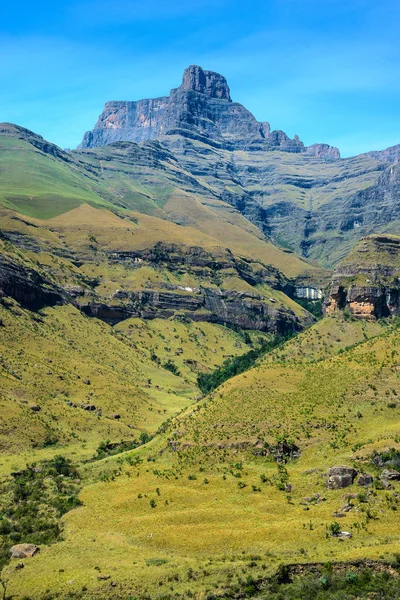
[78,66,339,157]
[180,65,232,101]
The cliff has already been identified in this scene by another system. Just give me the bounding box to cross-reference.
[79,65,338,155]
[323,235,400,319]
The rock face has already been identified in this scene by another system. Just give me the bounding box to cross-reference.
[0,254,66,310]
[79,65,332,154]
[366,144,400,164]
[82,287,306,334]
[305,143,340,160]
[181,65,232,100]
[10,544,40,559]
[324,235,400,320]
[77,241,312,332]
[327,466,357,489]
[340,165,400,232]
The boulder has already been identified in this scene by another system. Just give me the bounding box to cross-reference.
[358,473,373,486]
[381,469,400,481]
[83,404,96,411]
[10,544,39,559]
[337,531,352,539]
[327,466,357,489]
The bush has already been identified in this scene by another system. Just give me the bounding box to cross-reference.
[163,359,181,377]
[328,521,341,536]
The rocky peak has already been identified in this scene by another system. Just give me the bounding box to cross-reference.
[305,143,340,160]
[78,66,336,155]
[180,65,232,101]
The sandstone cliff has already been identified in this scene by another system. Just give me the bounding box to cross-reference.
[323,235,400,319]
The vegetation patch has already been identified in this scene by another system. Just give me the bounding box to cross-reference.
[197,333,295,394]
[0,456,81,571]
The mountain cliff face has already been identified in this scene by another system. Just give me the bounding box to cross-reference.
[366,143,400,164]
[0,124,317,335]
[80,65,334,155]
[78,65,400,268]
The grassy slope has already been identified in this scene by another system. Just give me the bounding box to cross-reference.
[75,143,314,277]
[0,138,112,219]
[0,128,315,278]
[0,299,255,476]
[7,315,400,599]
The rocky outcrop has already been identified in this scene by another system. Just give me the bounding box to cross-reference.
[79,66,310,152]
[323,235,400,319]
[366,144,400,164]
[305,143,340,160]
[10,544,39,559]
[358,473,373,486]
[82,287,309,333]
[0,254,66,310]
[181,65,232,100]
[327,466,357,489]
[0,123,70,161]
[108,242,287,290]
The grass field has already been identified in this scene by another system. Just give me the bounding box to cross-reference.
[3,315,400,599]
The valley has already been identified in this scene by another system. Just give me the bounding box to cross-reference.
[0,65,400,599]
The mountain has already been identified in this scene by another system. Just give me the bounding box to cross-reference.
[79,65,400,268]
[0,122,318,337]
[2,67,400,600]
[80,65,335,155]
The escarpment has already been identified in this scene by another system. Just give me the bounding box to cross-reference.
[79,65,335,155]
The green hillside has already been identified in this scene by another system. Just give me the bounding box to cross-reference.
[1,122,400,600]
[3,315,400,599]
[0,136,113,219]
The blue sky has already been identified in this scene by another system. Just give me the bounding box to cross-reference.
[1,0,399,156]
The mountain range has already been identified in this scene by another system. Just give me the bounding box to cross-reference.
[1,65,400,600]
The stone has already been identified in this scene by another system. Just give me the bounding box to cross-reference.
[112,413,121,420]
[381,469,400,481]
[10,544,39,559]
[327,466,357,489]
[358,473,373,486]
[97,574,110,580]
[83,404,96,411]
[30,405,41,412]
[337,531,352,539]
